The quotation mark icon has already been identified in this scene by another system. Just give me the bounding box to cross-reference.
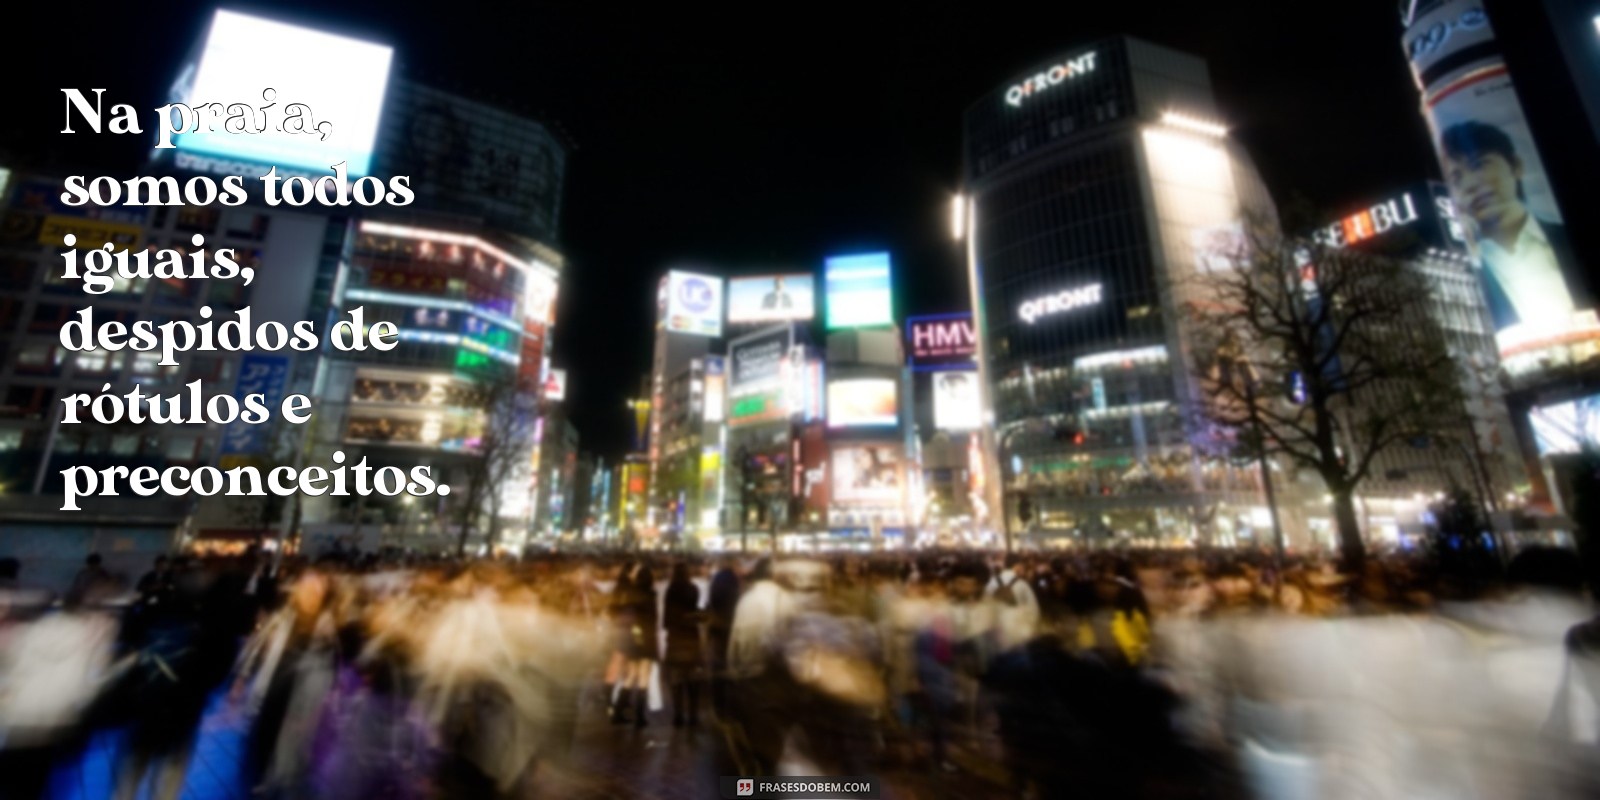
[736,778,754,796]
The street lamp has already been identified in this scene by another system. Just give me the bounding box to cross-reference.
[1216,348,1287,574]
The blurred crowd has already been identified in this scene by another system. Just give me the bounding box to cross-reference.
[0,544,1597,799]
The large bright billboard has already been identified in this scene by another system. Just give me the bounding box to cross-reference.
[832,445,902,503]
[932,371,982,431]
[728,274,816,324]
[827,378,898,428]
[664,270,723,337]
[1404,1,1599,380]
[825,252,893,329]
[176,10,393,175]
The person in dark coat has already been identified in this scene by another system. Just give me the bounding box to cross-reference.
[609,561,659,727]
[706,559,741,716]
[662,562,704,727]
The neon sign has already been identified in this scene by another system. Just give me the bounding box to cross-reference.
[1004,51,1098,109]
[1019,283,1103,324]
[1312,192,1421,249]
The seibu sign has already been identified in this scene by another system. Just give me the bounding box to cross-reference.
[1019,283,1103,325]
[1312,192,1424,249]
[1005,51,1098,108]
[908,314,977,366]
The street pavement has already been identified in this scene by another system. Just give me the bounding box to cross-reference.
[40,683,1016,800]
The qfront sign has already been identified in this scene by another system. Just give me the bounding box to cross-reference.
[1019,283,1103,324]
[1005,51,1098,109]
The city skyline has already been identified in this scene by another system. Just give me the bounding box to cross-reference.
[2,1,1443,458]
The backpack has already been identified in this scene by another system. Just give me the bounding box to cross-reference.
[993,574,1022,607]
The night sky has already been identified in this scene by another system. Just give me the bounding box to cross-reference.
[4,1,1441,458]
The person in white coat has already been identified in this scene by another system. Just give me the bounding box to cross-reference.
[985,555,1040,653]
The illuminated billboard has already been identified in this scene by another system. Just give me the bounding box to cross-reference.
[728,274,815,324]
[932,371,982,431]
[907,313,976,369]
[1404,1,1600,379]
[664,271,723,337]
[524,270,559,327]
[543,368,567,402]
[832,445,902,503]
[827,378,898,428]
[176,10,393,175]
[730,328,789,388]
[825,252,893,329]
[1529,393,1600,456]
[703,356,726,423]
[728,328,790,427]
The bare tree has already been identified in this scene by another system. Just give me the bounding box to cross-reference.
[1184,220,1465,571]
[453,368,538,556]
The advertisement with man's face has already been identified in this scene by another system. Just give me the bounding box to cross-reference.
[1405,0,1599,377]
[831,445,901,503]
[728,274,815,324]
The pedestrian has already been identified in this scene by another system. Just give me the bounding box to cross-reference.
[65,552,113,608]
[706,557,740,716]
[609,561,659,727]
[663,562,703,727]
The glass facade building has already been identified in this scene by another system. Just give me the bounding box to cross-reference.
[964,37,1278,543]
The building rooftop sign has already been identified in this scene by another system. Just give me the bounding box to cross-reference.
[1005,51,1098,109]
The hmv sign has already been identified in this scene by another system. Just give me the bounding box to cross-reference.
[907,313,977,369]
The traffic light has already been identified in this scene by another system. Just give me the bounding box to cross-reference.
[1054,424,1085,446]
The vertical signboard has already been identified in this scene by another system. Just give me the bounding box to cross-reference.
[221,354,292,455]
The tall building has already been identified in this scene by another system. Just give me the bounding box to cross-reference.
[1306,183,1526,535]
[961,37,1281,546]
[721,322,826,550]
[0,9,572,575]
[906,313,985,543]
[822,252,912,548]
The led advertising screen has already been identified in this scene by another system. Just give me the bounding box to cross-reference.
[664,270,723,337]
[907,313,977,369]
[932,371,982,431]
[825,252,893,329]
[728,328,790,427]
[1529,393,1600,456]
[524,270,559,327]
[177,10,393,175]
[832,445,902,503]
[1405,0,1599,380]
[728,274,816,324]
[827,378,898,428]
[730,328,789,388]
